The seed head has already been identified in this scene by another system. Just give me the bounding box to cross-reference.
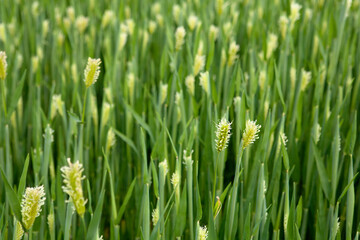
[61,158,87,217]
[301,69,311,91]
[106,128,116,152]
[209,25,219,41]
[15,220,24,240]
[84,58,101,88]
[159,159,169,182]
[187,15,198,31]
[21,186,46,230]
[171,172,180,187]
[75,16,89,33]
[198,225,208,240]
[0,51,7,80]
[266,33,278,59]
[279,15,289,38]
[242,120,261,149]
[199,71,209,95]
[193,54,205,76]
[215,118,232,152]
[227,41,240,66]
[160,83,168,104]
[172,5,181,24]
[185,75,195,96]
[175,26,186,51]
[152,207,159,225]
[47,213,54,235]
[102,10,115,28]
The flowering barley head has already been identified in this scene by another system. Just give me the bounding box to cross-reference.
[21,185,46,230]
[242,120,261,149]
[215,118,232,152]
[0,51,7,80]
[61,158,87,217]
[199,71,209,95]
[152,207,159,225]
[198,225,208,240]
[175,26,186,51]
[84,57,101,88]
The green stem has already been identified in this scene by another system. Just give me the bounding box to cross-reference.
[212,153,220,207]
[228,141,243,239]
[1,80,7,119]
[81,88,88,123]
[81,216,87,236]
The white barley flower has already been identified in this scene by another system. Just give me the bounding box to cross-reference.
[259,70,266,89]
[75,16,89,33]
[126,19,135,35]
[175,26,186,51]
[209,25,219,41]
[21,186,46,230]
[61,158,87,217]
[171,172,180,187]
[15,220,24,240]
[199,71,210,95]
[215,118,232,152]
[102,10,115,28]
[193,54,205,76]
[198,225,208,240]
[187,15,198,31]
[106,128,116,151]
[66,7,75,22]
[242,120,261,149]
[172,5,181,24]
[127,73,135,100]
[151,2,161,15]
[279,15,289,38]
[301,69,311,91]
[228,41,240,66]
[185,75,195,96]
[148,20,157,34]
[84,58,101,88]
[290,2,302,29]
[0,51,7,80]
[118,32,128,51]
[152,207,159,225]
[160,83,168,104]
[266,33,278,59]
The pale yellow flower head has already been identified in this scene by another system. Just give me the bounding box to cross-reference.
[198,225,208,240]
[301,68,311,91]
[152,207,159,225]
[21,185,46,230]
[242,120,261,149]
[102,10,115,28]
[0,51,7,80]
[185,75,195,96]
[187,15,198,31]
[193,54,205,76]
[171,172,180,187]
[84,57,101,88]
[75,16,89,33]
[61,158,87,217]
[15,220,24,240]
[228,41,240,66]
[209,25,219,41]
[199,71,210,95]
[175,26,186,51]
[215,118,232,152]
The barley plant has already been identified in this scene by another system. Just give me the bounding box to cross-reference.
[0,0,359,239]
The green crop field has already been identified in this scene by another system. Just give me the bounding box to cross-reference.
[0,0,359,239]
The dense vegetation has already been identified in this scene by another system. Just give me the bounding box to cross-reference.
[0,0,359,239]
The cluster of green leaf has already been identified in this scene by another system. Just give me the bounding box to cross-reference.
[0,0,359,239]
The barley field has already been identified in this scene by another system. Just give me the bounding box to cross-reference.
[0,0,359,239]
